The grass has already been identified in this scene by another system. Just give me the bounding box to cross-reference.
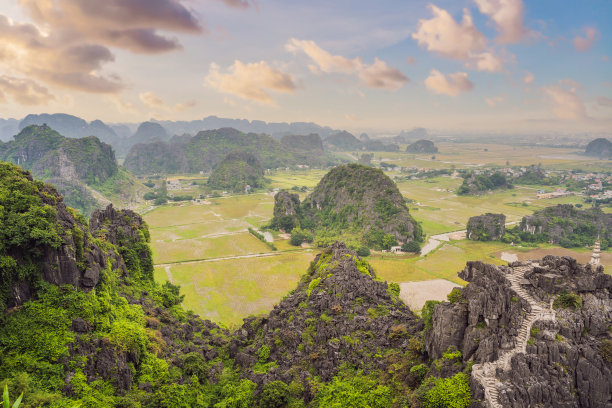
[154,252,315,327]
[370,240,511,285]
[151,232,272,264]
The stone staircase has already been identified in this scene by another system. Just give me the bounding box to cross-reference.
[471,263,557,408]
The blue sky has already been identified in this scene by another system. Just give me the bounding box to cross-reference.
[0,0,609,134]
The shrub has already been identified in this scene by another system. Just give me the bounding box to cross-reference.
[402,241,421,253]
[553,292,583,309]
[447,288,465,304]
[420,372,471,408]
[258,381,290,408]
[257,345,271,363]
[314,372,392,408]
[356,246,370,257]
[387,282,400,298]
[422,300,441,332]
[601,339,612,363]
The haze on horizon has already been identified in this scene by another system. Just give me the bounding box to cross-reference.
[0,0,610,135]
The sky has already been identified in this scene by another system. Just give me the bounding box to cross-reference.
[0,0,610,134]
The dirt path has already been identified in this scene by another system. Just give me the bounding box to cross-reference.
[420,221,520,256]
[155,249,311,267]
[471,263,556,407]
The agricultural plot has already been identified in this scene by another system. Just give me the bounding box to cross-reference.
[154,252,315,327]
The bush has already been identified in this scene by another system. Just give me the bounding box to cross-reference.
[422,300,441,332]
[402,241,421,253]
[290,227,313,247]
[314,372,392,408]
[356,246,371,257]
[154,197,168,205]
[447,288,465,304]
[258,381,290,408]
[553,292,582,309]
[419,372,471,408]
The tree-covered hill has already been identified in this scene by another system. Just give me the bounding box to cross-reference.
[270,164,423,249]
[124,127,313,175]
[584,138,612,158]
[324,131,363,151]
[0,125,144,215]
[207,151,266,192]
[406,140,438,154]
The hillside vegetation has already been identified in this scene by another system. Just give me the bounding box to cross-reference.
[124,127,323,175]
[207,151,266,192]
[270,164,423,249]
[0,125,128,214]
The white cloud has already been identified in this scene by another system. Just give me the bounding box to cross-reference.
[357,58,409,90]
[596,96,612,107]
[573,27,599,52]
[205,60,296,104]
[412,5,504,72]
[139,91,165,108]
[542,81,587,120]
[523,71,535,84]
[412,6,486,60]
[286,38,361,74]
[0,75,55,105]
[470,52,504,72]
[286,38,409,90]
[424,69,474,96]
[474,0,526,43]
[485,95,504,107]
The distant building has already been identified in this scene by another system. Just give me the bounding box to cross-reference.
[390,246,403,253]
[536,188,572,199]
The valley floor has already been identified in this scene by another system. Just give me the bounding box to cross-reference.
[144,169,611,327]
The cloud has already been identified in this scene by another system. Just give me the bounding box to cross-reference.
[474,0,526,43]
[219,0,257,9]
[470,52,504,72]
[523,71,535,84]
[412,5,504,72]
[0,15,123,93]
[597,96,612,107]
[424,69,474,96]
[412,6,486,60]
[286,39,361,74]
[485,95,504,107]
[205,60,296,104]
[286,38,409,90]
[573,27,599,52]
[140,91,166,108]
[0,75,55,105]
[140,91,197,112]
[19,0,203,54]
[542,81,587,120]
[358,58,409,90]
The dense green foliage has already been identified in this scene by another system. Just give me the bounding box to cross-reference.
[418,372,471,408]
[0,163,63,311]
[207,151,266,193]
[270,164,423,250]
[503,204,612,248]
[457,172,512,195]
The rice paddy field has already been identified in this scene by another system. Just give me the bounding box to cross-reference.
[144,146,611,328]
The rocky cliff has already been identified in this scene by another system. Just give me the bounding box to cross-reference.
[270,164,422,248]
[207,150,266,192]
[0,125,127,214]
[585,138,612,158]
[324,130,363,151]
[521,204,612,246]
[406,139,438,154]
[426,257,612,407]
[467,213,506,241]
[124,127,302,174]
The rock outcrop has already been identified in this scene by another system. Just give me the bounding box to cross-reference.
[425,256,612,407]
[467,213,506,241]
[270,190,301,231]
[521,204,612,244]
[207,151,266,192]
[406,139,438,154]
[585,138,612,158]
[231,242,424,397]
[270,164,422,247]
